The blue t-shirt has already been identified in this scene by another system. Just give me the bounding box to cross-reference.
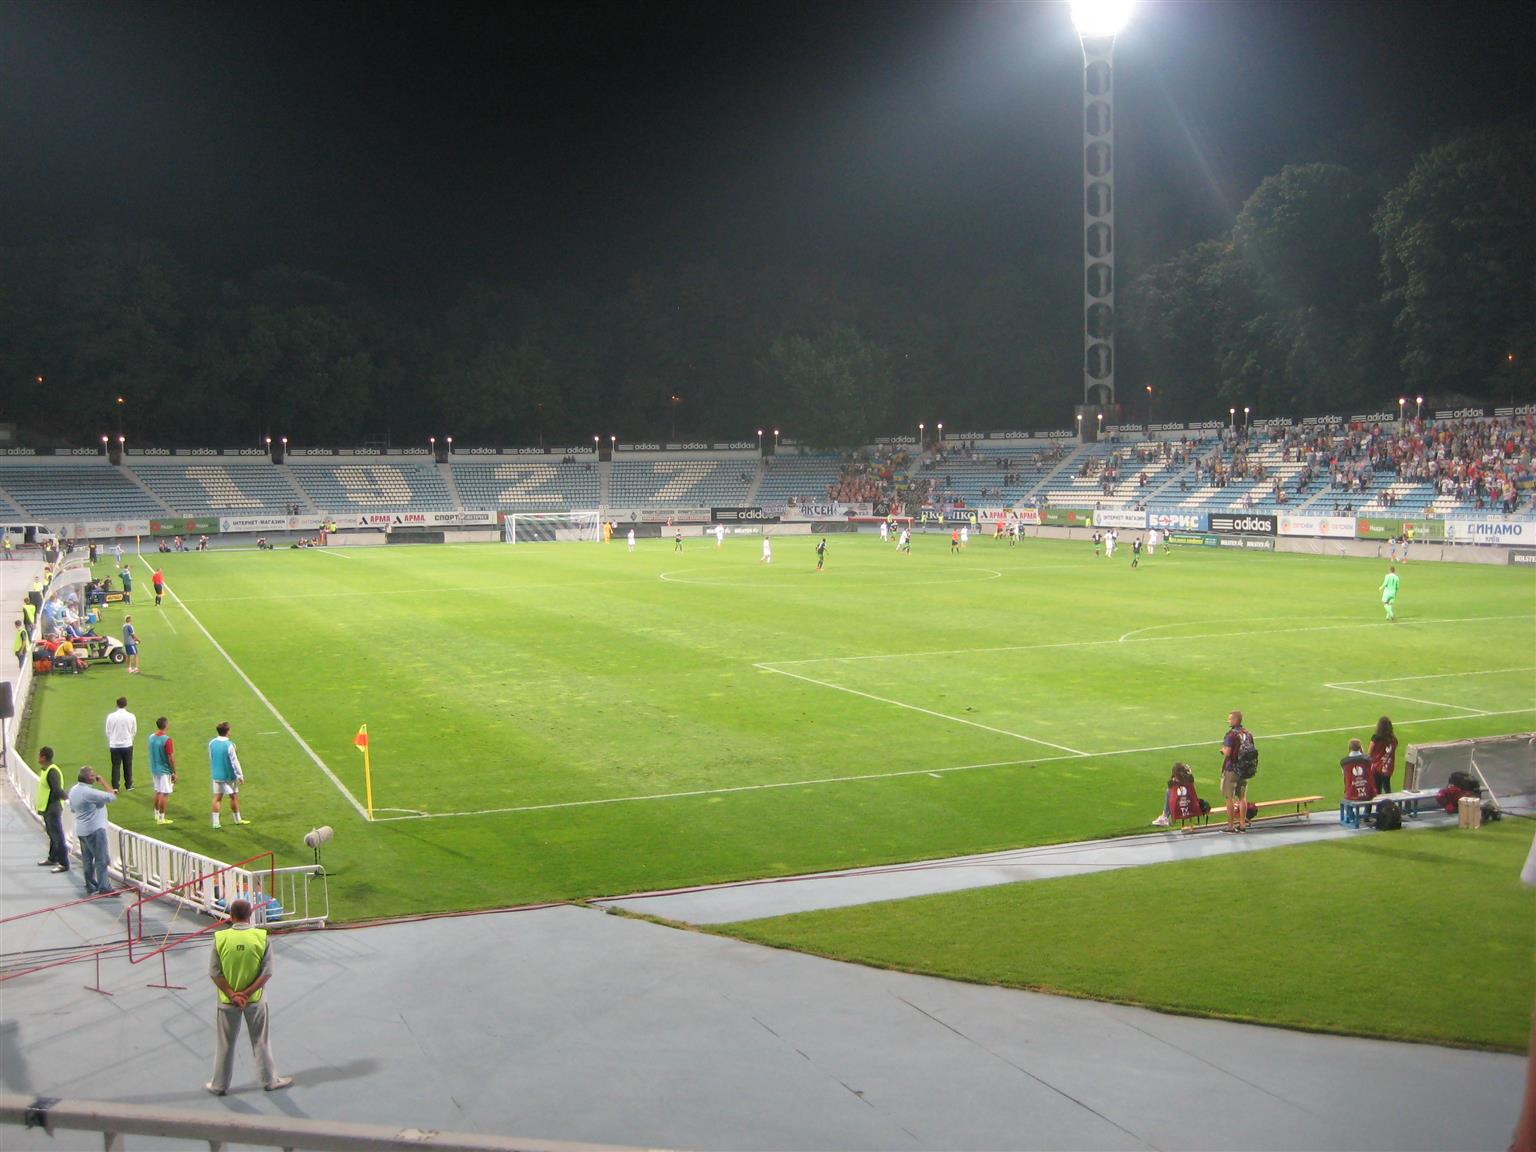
[123,621,136,646]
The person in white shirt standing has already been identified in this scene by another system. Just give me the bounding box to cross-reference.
[106,696,137,791]
[714,523,726,549]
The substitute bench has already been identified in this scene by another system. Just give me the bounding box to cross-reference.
[1339,789,1442,829]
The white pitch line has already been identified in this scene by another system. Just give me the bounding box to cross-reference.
[759,613,1536,668]
[313,546,354,560]
[154,577,372,822]
[1329,667,1536,687]
[755,663,1087,756]
[1323,682,1488,714]
[365,706,1536,822]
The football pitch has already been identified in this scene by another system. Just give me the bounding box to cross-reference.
[22,533,1536,924]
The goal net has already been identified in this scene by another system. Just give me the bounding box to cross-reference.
[503,510,602,544]
[1404,732,1536,811]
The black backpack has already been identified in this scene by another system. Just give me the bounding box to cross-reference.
[1376,799,1403,831]
[1448,770,1481,795]
[1235,730,1259,780]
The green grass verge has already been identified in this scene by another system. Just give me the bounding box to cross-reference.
[718,819,1536,1051]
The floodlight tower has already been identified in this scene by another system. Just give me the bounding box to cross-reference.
[1071,0,1133,440]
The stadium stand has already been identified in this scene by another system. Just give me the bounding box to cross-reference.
[128,462,310,515]
[450,459,600,512]
[0,463,165,520]
[608,458,755,509]
[286,460,455,512]
[755,453,842,505]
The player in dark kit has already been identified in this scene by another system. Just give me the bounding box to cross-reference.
[1131,537,1143,568]
[815,538,827,571]
[674,528,683,552]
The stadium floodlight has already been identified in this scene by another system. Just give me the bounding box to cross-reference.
[1415,395,1424,420]
[936,422,943,443]
[918,422,925,446]
[1229,407,1235,429]
[445,436,453,454]
[593,435,600,454]
[1398,397,1406,424]
[772,429,780,449]
[1070,0,1133,37]
[1073,1,1132,420]
[757,429,764,452]
[1244,406,1250,430]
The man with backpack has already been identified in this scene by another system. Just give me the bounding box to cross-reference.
[1220,709,1258,833]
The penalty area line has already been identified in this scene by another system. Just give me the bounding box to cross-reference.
[756,662,1087,756]
[365,705,1536,822]
[155,575,372,822]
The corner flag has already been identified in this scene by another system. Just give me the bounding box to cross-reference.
[354,724,374,819]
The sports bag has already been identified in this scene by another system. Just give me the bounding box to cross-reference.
[1376,799,1403,831]
[1235,730,1259,780]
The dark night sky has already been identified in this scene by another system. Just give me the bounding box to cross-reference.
[4,0,1534,297]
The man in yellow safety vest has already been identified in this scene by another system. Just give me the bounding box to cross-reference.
[206,898,293,1095]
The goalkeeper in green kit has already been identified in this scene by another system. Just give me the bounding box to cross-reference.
[1379,565,1399,622]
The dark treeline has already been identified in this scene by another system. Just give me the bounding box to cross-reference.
[3,121,1531,449]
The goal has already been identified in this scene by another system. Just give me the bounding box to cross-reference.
[502,511,603,544]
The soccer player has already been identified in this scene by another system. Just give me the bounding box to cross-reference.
[626,528,636,552]
[1148,527,1159,556]
[815,537,827,571]
[1131,537,1142,568]
[950,529,960,553]
[1092,530,1101,557]
[120,566,133,604]
[209,721,248,828]
[879,520,889,544]
[122,614,140,674]
[898,527,911,553]
[1105,529,1116,559]
[673,527,683,552]
[1379,565,1399,622]
[760,535,773,564]
[148,716,177,825]
[959,525,969,549]
[152,567,165,607]
[714,523,726,549]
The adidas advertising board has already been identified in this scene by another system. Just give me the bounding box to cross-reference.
[1208,513,1276,535]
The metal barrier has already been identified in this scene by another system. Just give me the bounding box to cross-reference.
[115,830,328,927]
[1,1093,639,1152]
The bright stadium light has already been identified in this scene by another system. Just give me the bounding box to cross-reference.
[1070,0,1134,37]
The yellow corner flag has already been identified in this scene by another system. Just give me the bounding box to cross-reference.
[354,724,374,820]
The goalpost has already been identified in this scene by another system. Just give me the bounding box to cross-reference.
[502,510,603,544]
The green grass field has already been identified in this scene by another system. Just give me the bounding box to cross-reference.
[718,818,1536,1051]
[19,533,1536,1044]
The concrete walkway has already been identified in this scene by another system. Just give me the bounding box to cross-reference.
[0,788,1524,1152]
[597,815,1361,924]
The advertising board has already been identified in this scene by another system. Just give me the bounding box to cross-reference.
[1208,513,1276,535]
[1443,519,1536,544]
[1277,515,1355,538]
[1093,508,1147,529]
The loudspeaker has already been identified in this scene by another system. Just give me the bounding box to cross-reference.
[0,681,14,720]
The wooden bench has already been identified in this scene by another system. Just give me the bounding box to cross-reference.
[1173,795,1323,831]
